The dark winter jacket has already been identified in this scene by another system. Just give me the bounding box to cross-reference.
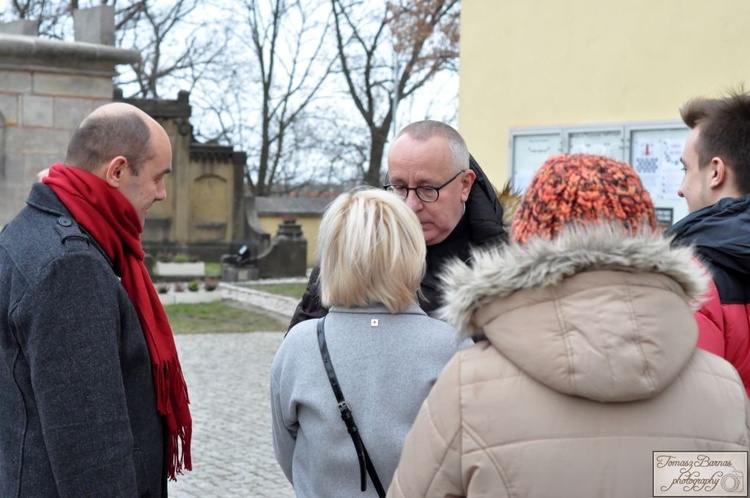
[287,156,508,331]
[0,184,166,497]
[668,194,750,395]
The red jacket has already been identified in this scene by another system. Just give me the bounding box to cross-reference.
[669,195,750,395]
[693,275,750,391]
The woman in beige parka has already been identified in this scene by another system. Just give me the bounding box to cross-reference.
[387,154,750,498]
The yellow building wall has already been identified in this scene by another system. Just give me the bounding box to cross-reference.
[259,215,320,266]
[459,0,750,187]
[143,118,238,247]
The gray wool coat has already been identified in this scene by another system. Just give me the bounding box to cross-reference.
[271,303,468,497]
[0,183,166,497]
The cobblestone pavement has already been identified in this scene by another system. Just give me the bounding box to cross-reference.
[169,332,295,498]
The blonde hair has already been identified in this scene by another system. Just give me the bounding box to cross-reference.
[317,188,426,313]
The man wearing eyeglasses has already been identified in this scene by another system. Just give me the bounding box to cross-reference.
[288,121,508,330]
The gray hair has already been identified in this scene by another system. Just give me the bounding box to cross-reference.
[395,120,470,173]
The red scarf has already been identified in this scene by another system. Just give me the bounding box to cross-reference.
[43,164,192,480]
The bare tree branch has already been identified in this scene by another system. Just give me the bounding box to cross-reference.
[329,0,459,186]
[237,0,335,195]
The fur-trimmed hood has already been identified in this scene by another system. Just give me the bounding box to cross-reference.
[438,225,711,402]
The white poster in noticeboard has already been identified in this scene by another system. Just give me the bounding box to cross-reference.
[511,133,562,192]
[509,122,691,227]
[629,127,690,225]
[569,130,624,161]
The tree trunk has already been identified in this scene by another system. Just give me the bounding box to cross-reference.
[365,127,388,187]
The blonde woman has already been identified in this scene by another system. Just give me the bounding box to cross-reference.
[270,188,466,497]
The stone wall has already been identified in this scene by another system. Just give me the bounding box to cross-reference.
[0,9,138,227]
[117,91,248,262]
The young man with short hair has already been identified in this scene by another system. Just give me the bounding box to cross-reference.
[669,90,750,394]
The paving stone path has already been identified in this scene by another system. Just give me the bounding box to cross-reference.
[169,332,295,498]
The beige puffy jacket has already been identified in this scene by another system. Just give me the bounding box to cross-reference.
[388,227,750,498]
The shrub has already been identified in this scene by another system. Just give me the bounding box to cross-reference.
[173,282,186,292]
[155,282,171,294]
[188,279,201,292]
[174,253,190,263]
[157,251,174,262]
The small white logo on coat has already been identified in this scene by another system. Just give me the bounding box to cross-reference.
[370,319,379,327]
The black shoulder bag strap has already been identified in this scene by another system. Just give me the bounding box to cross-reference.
[317,316,386,498]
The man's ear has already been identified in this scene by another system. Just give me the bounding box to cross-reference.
[708,156,728,190]
[460,168,476,202]
[103,156,129,188]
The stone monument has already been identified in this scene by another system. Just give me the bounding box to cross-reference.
[0,6,138,228]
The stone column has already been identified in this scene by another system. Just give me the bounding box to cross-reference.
[0,11,138,226]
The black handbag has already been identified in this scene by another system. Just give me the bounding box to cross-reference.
[317,316,386,497]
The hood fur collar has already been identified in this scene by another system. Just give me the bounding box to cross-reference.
[438,225,709,338]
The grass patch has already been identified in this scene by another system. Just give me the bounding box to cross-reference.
[246,283,307,299]
[205,261,221,277]
[165,300,286,334]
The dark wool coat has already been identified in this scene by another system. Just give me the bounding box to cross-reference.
[287,156,508,330]
[0,183,166,497]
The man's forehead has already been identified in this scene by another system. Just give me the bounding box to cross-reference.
[682,129,700,155]
[386,165,449,183]
[387,150,455,181]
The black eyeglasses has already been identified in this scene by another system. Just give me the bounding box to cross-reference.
[383,170,465,203]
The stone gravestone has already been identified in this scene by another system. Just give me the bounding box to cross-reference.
[257,217,307,279]
[221,203,308,282]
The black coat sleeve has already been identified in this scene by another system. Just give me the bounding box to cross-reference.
[286,265,328,333]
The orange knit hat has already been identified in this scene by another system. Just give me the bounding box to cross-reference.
[512,154,658,244]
